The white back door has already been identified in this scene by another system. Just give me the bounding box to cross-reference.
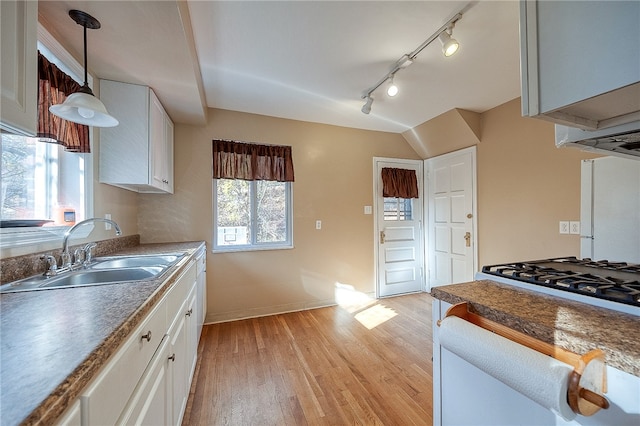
[374,158,424,297]
[426,147,477,290]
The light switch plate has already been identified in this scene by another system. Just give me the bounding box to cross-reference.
[105,213,112,230]
[364,205,372,215]
[570,221,580,235]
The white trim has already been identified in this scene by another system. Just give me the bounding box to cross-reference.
[424,146,477,291]
[212,179,293,253]
[372,157,425,298]
[37,23,90,87]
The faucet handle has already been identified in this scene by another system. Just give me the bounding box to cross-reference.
[61,251,72,268]
[73,248,85,266]
[40,255,58,276]
[84,242,97,265]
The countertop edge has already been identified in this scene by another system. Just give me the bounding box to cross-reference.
[431,280,640,377]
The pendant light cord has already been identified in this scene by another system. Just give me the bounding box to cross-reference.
[82,21,88,86]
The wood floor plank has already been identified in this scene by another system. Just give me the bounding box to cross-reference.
[183,293,434,425]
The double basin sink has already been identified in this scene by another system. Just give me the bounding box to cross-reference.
[0,253,185,293]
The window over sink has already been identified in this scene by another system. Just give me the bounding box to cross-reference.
[0,25,94,250]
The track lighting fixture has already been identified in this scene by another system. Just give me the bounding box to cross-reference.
[361,96,373,114]
[360,11,463,114]
[439,27,459,57]
[49,10,118,127]
[386,76,398,97]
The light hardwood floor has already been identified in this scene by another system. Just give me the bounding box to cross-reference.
[183,292,434,425]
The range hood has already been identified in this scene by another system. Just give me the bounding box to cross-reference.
[555,120,640,161]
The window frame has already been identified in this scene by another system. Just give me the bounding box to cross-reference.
[0,23,94,250]
[212,178,293,253]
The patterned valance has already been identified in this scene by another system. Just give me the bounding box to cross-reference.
[37,51,90,153]
[212,139,294,182]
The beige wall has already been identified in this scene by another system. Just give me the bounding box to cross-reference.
[138,108,420,322]
[476,98,599,265]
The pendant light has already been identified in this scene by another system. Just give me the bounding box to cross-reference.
[49,10,118,127]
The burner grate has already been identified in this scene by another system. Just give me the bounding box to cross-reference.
[482,258,640,307]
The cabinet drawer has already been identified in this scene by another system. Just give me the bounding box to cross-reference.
[81,298,167,425]
[166,260,196,321]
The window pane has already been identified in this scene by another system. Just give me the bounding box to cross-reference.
[256,181,286,243]
[383,197,413,221]
[216,179,250,246]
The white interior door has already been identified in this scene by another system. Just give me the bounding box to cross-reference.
[426,147,477,290]
[374,158,424,297]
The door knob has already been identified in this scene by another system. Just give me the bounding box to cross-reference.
[380,230,386,244]
[464,232,471,247]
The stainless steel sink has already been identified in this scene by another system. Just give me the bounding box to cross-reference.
[40,267,164,288]
[90,253,183,270]
[0,252,185,293]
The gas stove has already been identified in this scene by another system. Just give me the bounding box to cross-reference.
[476,257,640,315]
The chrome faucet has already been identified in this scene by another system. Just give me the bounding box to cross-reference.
[61,218,122,268]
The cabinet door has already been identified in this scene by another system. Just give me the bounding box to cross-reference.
[186,286,198,381]
[0,0,37,136]
[118,335,171,426]
[169,301,189,426]
[149,90,167,191]
[55,400,81,426]
[164,115,174,193]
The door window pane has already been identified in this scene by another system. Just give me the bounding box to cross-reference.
[383,197,413,221]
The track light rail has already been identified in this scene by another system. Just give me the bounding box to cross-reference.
[361,11,463,114]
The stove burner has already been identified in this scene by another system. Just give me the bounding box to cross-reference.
[482,257,640,307]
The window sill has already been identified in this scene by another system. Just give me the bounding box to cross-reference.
[0,225,92,251]
[212,244,294,254]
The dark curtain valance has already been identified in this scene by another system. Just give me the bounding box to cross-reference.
[37,51,90,153]
[381,167,419,198]
[212,139,295,182]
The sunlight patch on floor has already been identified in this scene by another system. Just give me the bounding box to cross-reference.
[355,304,398,330]
[334,282,376,313]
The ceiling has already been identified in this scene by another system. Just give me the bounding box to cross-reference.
[37,1,522,134]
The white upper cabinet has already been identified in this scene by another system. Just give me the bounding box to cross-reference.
[520,0,640,130]
[99,80,174,193]
[1,0,38,136]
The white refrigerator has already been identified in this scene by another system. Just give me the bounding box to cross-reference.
[580,157,640,263]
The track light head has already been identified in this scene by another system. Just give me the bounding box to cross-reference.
[361,96,373,114]
[386,76,398,97]
[439,29,459,57]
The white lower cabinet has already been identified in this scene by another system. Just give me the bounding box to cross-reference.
[166,265,197,426]
[118,335,171,426]
[55,400,81,426]
[77,258,199,425]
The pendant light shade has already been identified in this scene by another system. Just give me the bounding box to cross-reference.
[49,10,118,127]
[50,86,118,126]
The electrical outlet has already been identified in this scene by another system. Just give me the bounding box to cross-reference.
[559,221,569,234]
[570,221,580,235]
[315,220,322,230]
[105,213,112,230]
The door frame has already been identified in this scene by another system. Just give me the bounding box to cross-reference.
[373,157,425,298]
[424,146,478,291]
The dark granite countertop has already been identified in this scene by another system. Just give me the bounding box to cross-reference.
[0,241,205,426]
[431,280,640,377]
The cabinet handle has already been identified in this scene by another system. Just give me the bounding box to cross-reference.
[186,308,193,317]
[141,330,152,342]
[168,353,176,362]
